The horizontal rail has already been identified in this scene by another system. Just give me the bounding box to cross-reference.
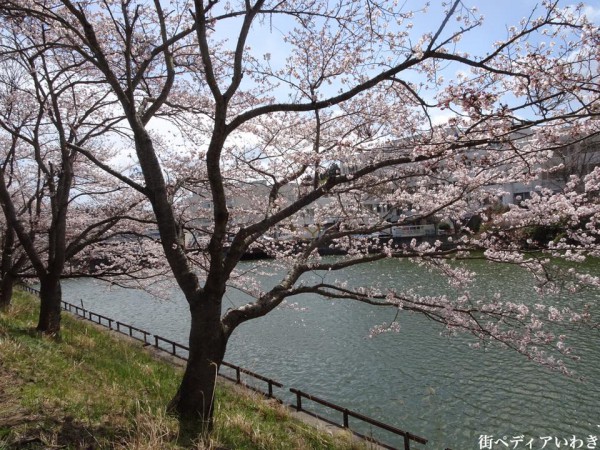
[220,360,283,398]
[87,311,114,330]
[18,284,40,295]
[115,321,151,344]
[290,388,427,450]
[153,334,189,359]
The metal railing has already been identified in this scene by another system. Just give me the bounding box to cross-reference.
[116,321,151,344]
[220,360,283,398]
[18,284,40,296]
[60,299,153,344]
[290,388,427,450]
[153,334,188,359]
[17,283,430,449]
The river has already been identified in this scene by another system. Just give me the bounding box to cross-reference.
[61,257,600,450]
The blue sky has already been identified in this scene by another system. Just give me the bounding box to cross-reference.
[446,0,599,52]
[211,1,597,120]
[231,1,600,60]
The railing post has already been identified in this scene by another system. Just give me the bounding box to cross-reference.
[172,342,176,356]
[404,434,410,450]
[296,391,302,411]
[236,367,241,384]
[108,319,113,330]
[268,381,273,398]
[154,335,159,348]
[343,409,349,428]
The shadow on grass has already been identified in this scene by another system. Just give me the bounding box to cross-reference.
[1,414,127,449]
[0,323,63,343]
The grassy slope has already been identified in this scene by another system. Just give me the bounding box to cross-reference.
[0,291,364,450]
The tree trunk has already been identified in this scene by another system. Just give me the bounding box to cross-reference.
[0,272,14,310]
[0,227,15,310]
[168,300,227,445]
[37,276,62,334]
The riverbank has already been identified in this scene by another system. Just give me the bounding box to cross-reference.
[0,291,366,449]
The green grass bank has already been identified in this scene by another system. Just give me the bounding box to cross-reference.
[0,291,366,449]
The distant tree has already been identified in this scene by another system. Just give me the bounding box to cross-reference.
[0,0,598,443]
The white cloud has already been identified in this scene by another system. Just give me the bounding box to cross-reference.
[431,110,457,126]
[582,4,600,23]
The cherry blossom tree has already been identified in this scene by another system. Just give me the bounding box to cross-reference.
[0,0,598,442]
[0,55,34,309]
[0,21,157,332]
